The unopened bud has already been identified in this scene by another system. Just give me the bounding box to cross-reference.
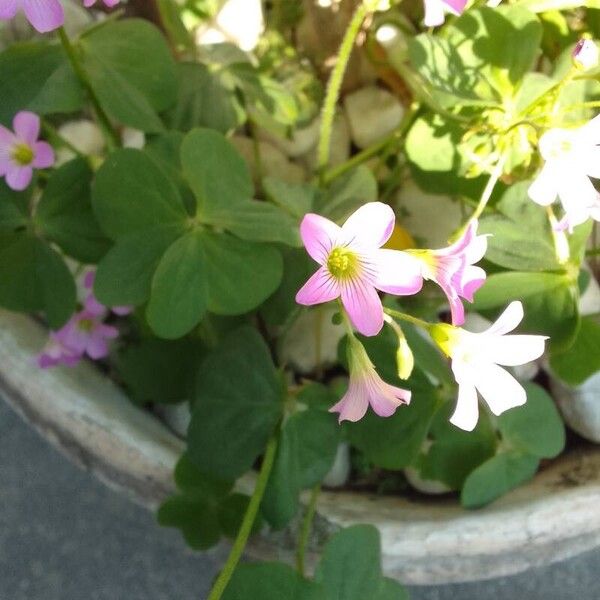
[396,334,414,380]
[573,38,599,71]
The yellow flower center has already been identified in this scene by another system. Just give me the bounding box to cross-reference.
[11,143,34,166]
[327,247,359,280]
[78,318,95,332]
[429,323,460,357]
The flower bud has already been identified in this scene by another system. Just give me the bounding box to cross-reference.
[573,38,599,71]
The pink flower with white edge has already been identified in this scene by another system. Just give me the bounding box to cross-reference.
[0,111,54,191]
[83,0,120,7]
[423,0,467,27]
[0,0,64,33]
[528,115,600,233]
[409,220,488,326]
[330,334,411,422]
[431,301,547,432]
[296,202,423,337]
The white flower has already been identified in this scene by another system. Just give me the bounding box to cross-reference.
[431,301,547,431]
[573,39,599,71]
[528,115,600,232]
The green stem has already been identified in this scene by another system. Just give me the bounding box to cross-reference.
[322,103,420,184]
[586,247,600,257]
[207,433,279,600]
[317,3,370,177]
[469,155,505,224]
[383,307,431,330]
[296,484,321,577]
[57,27,120,150]
[546,205,570,265]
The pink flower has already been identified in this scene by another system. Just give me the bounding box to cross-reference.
[409,220,488,326]
[0,0,64,33]
[37,333,82,368]
[56,309,119,361]
[423,0,467,27]
[330,335,411,422]
[431,301,547,431]
[296,202,423,337]
[0,111,54,191]
[83,0,120,7]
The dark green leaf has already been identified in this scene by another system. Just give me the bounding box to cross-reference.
[263,177,316,219]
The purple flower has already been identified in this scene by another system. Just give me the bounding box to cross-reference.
[83,0,120,7]
[0,111,54,191]
[409,220,488,326]
[57,309,119,361]
[423,0,467,27]
[37,333,82,369]
[296,202,423,337]
[0,0,64,33]
[330,335,411,422]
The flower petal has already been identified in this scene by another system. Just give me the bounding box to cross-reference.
[341,202,395,249]
[32,141,54,168]
[576,113,600,146]
[6,165,33,191]
[459,265,486,301]
[22,0,64,32]
[483,334,546,367]
[341,278,383,337]
[369,381,410,417]
[13,111,40,144]
[372,249,423,295]
[296,267,340,306]
[483,301,524,336]
[423,0,446,26]
[300,213,341,264]
[0,0,18,20]
[473,361,526,416]
[330,381,369,423]
[449,380,479,432]
[528,163,559,206]
[443,0,467,13]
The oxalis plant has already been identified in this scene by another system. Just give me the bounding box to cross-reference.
[1,0,600,596]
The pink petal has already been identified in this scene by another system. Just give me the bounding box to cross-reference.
[369,382,411,417]
[341,202,395,250]
[0,0,18,19]
[13,111,40,144]
[442,0,467,14]
[447,292,465,327]
[372,249,423,295]
[6,165,33,191]
[296,267,340,305]
[112,305,133,316]
[86,336,109,360]
[84,271,95,289]
[32,141,54,168]
[459,265,486,302]
[84,294,108,317]
[300,213,341,265]
[483,301,523,336]
[103,0,120,6]
[330,381,369,423]
[0,125,16,174]
[83,0,96,6]
[22,0,64,32]
[340,278,383,337]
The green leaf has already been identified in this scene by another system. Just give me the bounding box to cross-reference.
[316,166,377,223]
[550,316,600,386]
[147,231,208,339]
[222,563,324,600]
[461,451,539,508]
[174,454,233,497]
[498,383,565,459]
[263,177,316,219]
[474,271,579,349]
[92,149,188,239]
[479,181,558,271]
[0,234,76,328]
[518,0,600,12]
[94,225,183,307]
[165,63,240,133]
[181,128,253,213]
[218,493,262,539]
[0,42,82,125]
[188,327,283,480]
[262,408,340,529]
[115,338,204,404]
[315,525,383,600]
[0,182,29,231]
[202,232,283,316]
[36,158,110,263]
[375,579,410,600]
[81,19,177,132]
[203,201,301,246]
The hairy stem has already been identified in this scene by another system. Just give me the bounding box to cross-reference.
[296,484,321,576]
[383,308,431,330]
[317,3,370,176]
[207,433,279,600]
[57,27,120,149]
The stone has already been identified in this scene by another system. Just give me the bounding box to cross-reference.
[260,117,321,158]
[551,374,600,443]
[323,443,351,488]
[155,403,191,439]
[343,85,404,149]
[231,136,306,185]
[279,306,345,374]
[404,466,452,495]
[300,114,351,170]
[122,128,146,150]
